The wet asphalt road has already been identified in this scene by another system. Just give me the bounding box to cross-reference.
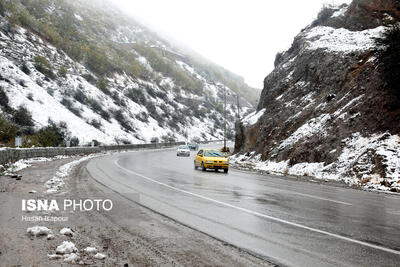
[86,145,400,267]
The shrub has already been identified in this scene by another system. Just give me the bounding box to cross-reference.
[34,56,55,79]
[0,87,9,108]
[74,90,88,104]
[144,101,163,122]
[0,113,18,144]
[82,73,96,84]
[159,103,169,114]
[100,110,111,121]
[145,85,157,98]
[376,24,400,100]
[27,92,34,101]
[168,119,180,131]
[90,119,102,129]
[111,92,126,107]
[61,98,81,117]
[312,5,335,27]
[11,106,34,127]
[37,125,65,147]
[85,46,113,76]
[112,109,134,132]
[46,87,54,96]
[136,111,149,123]
[88,98,102,113]
[58,66,68,77]
[96,77,110,95]
[70,136,80,147]
[155,90,168,101]
[126,88,147,105]
[21,63,31,75]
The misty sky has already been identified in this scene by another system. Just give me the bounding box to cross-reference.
[111,0,352,89]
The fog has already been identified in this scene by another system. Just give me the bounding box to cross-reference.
[111,0,352,88]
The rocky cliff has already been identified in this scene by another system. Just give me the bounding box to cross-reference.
[234,0,400,192]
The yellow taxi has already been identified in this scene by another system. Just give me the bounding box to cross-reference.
[194,149,229,173]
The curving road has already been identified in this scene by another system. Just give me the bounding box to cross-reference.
[86,144,400,267]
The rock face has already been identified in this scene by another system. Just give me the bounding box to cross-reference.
[235,0,400,190]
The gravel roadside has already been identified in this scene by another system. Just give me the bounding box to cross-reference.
[0,154,274,266]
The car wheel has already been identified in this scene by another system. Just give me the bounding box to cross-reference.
[224,169,228,173]
[201,162,206,172]
[215,169,219,172]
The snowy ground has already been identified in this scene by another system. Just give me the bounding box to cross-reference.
[230,132,400,193]
[0,22,249,145]
[305,25,386,54]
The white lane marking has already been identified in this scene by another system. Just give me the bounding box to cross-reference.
[114,160,400,256]
[290,191,352,206]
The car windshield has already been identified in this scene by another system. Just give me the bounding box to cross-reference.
[188,142,195,145]
[179,145,189,149]
[204,150,224,157]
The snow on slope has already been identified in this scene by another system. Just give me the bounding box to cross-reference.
[0,22,248,145]
[230,132,400,192]
[305,26,386,53]
[0,56,123,144]
[242,108,265,126]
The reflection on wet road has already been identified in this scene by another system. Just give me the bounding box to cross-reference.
[87,145,400,267]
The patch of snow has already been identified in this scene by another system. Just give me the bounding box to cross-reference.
[64,253,79,263]
[137,56,152,71]
[74,14,83,21]
[276,94,284,100]
[367,56,377,63]
[242,108,266,126]
[4,157,51,175]
[331,6,348,18]
[288,162,325,177]
[231,133,400,192]
[159,77,174,89]
[333,95,364,117]
[56,241,77,255]
[278,114,331,150]
[45,154,101,194]
[93,253,107,260]
[281,56,297,69]
[60,227,73,236]
[84,247,98,254]
[48,254,62,260]
[27,226,52,236]
[306,26,386,53]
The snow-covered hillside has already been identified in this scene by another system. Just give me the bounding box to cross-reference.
[0,0,254,145]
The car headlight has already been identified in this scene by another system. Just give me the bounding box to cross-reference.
[205,160,213,164]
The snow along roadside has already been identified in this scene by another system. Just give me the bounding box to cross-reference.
[44,154,102,194]
[230,132,400,193]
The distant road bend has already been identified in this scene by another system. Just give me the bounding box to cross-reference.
[86,145,400,267]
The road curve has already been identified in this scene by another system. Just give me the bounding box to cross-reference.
[86,145,400,267]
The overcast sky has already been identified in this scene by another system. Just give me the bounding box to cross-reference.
[111,0,352,89]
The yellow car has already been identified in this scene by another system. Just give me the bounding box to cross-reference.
[194,149,229,173]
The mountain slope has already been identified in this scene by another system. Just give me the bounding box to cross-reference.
[234,0,400,192]
[0,0,257,146]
